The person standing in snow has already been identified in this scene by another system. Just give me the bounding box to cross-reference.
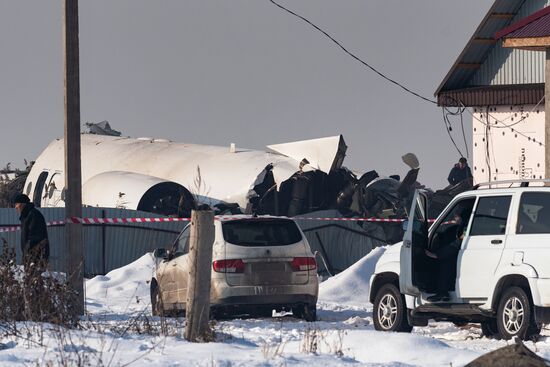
[447,157,473,186]
[13,193,49,270]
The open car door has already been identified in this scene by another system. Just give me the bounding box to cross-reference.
[399,190,428,296]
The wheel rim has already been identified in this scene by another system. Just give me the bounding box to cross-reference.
[502,296,525,335]
[378,294,398,330]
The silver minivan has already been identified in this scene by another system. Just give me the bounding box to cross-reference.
[150,216,319,321]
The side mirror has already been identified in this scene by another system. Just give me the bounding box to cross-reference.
[153,248,167,259]
[402,220,408,231]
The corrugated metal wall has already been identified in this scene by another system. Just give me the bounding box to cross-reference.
[470,0,550,87]
[296,210,387,275]
[0,207,184,276]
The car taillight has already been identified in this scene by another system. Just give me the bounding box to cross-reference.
[291,257,317,271]
[212,259,245,273]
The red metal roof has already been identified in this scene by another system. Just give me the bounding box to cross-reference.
[495,5,550,39]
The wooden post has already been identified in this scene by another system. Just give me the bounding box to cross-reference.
[184,209,215,342]
[63,0,84,314]
[546,49,550,183]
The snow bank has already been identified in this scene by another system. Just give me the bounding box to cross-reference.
[319,246,387,306]
[85,253,155,313]
[345,330,479,366]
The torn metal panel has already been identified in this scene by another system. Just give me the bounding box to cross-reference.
[267,135,347,174]
[271,160,313,188]
[84,121,121,136]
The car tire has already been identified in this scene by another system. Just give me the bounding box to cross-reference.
[150,278,164,317]
[373,283,413,332]
[480,318,500,339]
[496,287,541,340]
[292,304,317,322]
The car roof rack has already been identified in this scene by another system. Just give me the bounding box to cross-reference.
[474,179,550,190]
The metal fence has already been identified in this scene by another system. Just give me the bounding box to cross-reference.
[0,207,184,277]
[0,207,388,277]
[295,210,388,275]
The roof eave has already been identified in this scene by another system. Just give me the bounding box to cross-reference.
[435,1,506,97]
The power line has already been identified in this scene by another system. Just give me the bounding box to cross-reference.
[269,0,476,159]
[442,102,469,158]
[268,0,438,105]
[268,1,545,156]
[441,107,466,157]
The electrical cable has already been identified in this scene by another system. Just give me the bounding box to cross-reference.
[441,100,469,158]
[468,109,545,147]
[443,95,545,147]
[460,109,469,159]
[441,107,465,157]
[477,95,545,129]
[268,0,437,105]
[485,95,545,126]
[485,107,491,182]
[269,0,544,155]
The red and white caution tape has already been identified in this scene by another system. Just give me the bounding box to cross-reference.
[68,216,410,224]
[66,217,191,224]
[0,226,20,233]
[294,217,407,222]
[0,219,66,233]
[0,216,446,233]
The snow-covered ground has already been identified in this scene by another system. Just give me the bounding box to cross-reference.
[1,247,550,366]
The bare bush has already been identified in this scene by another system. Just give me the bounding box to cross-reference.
[300,325,347,358]
[0,242,79,327]
[300,325,322,354]
[261,339,286,360]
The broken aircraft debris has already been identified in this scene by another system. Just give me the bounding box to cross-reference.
[22,128,470,246]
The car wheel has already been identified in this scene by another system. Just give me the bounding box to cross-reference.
[150,278,163,317]
[292,304,317,322]
[480,318,500,339]
[373,283,412,332]
[496,287,541,340]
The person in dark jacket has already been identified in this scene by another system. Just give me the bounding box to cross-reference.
[424,209,470,302]
[447,157,473,185]
[14,194,49,267]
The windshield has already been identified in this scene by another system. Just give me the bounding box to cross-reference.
[222,219,302,247]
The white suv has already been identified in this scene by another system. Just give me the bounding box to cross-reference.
[151,216,319,321]
[369,181,550,340]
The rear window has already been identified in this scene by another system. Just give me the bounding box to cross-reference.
[517,192,550,234]
[222,219,302,246]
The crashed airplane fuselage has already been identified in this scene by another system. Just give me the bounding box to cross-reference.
[24,134,348,217]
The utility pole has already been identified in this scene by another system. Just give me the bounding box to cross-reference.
[63,0,84,314]
[185,209,215,342]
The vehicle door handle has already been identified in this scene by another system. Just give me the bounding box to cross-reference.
[491,239,503,245]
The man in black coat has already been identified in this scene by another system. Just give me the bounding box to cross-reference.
[447,157,473,185]
[14,194,49,267]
